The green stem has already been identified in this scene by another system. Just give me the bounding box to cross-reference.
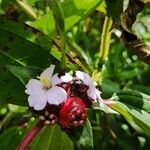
[48,0,66,71]
[0,111,14,130]
[75,59,92,75]
[99,16,112,63]
[16,0,37,20]
[67,39,92,75]
[60,33,66,71]
[67,39,89,65]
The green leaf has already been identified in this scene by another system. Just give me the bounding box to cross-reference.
[48,0,67,70]
[108,101,150,136]
[0,15,77,69]
[106,0,123,21]
[112,91,150,113]
[102,79,120,98]
[67,119,94,150]
[0,127,25,149]
[31,0,102,37]
[48,0,65,34]
[0,15,76,107]
[0,15,61,107]
[0,15,54,67]
[0,71,28,107]
[93,103,119,114]
[107,91,150,136]
[63,0,101,31]
[8,104,27,113]
[7,65,40,85]
[30,125,74,150]
[131,85,150,95]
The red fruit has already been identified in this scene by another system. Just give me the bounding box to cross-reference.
[58,97,87,129]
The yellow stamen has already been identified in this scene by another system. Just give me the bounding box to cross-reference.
[37,76,51,89]
[92,70,102,85]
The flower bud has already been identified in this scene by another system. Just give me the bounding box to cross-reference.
[37,105,59,125]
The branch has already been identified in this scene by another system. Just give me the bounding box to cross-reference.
[17,121,44,150]
[120,0,150,63]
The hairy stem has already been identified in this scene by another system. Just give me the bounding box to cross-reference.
[48,0,66,70]
[99,16,112,63]
[67,39,92,75]
[17,121,44,150]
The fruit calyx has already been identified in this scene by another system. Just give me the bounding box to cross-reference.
[58,97,87,129]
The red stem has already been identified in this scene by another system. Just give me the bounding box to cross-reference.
[17,121,44,150]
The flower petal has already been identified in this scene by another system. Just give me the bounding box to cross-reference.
[52,73,72,85]
[25,79,43,95]
[87,86,97,100]
[40,65,55,81]
[76,71,92,86]
[28,93,47,110]
[87,87,102,101]
[46,86,67,105]
[95,89,102,100]
[60,73,73,82]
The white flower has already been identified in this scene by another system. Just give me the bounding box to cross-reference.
[75,71,102,100]
[25,65,73,110]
